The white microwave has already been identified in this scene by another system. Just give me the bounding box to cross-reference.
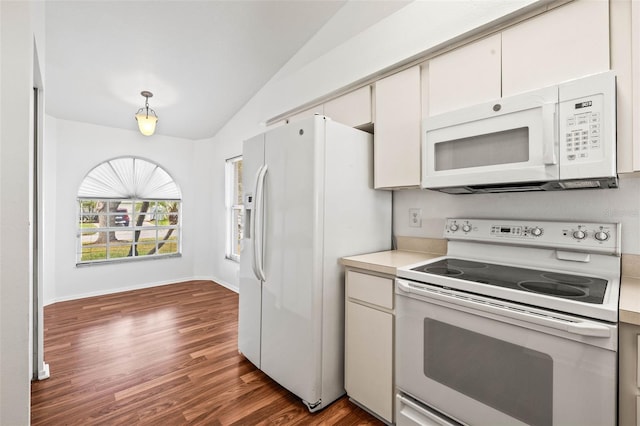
[422,72,617,194]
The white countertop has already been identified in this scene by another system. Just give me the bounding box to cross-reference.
[620,277,640,326]
[340,250,442,276]
[620,254,640,326]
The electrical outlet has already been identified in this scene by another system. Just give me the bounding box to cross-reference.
[409,208,422,228]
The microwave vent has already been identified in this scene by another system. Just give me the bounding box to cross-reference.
[431,177,618,194]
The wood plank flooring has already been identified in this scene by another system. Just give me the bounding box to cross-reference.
[31,280,382,425]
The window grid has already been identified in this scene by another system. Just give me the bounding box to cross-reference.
[225,156,243,262]
[77,199,181,264]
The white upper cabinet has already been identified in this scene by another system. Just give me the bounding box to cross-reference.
[428,34,502,116]
[324,86,372,128]
[610,0,634,173]
[616,0,640,173]
[374,66,421,189]
[285,86,372,129]
[502,0,610,97]
[286,104,324,125]
[428,1,610,112]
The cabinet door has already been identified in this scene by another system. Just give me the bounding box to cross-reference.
[629,0,640,172]
[611,0,634,173]
[619,324,640,426]
[287,105,324,124]
[428,34,501,116]
[374,66,421,189]
[324,86,372,128]
[345,300,393,423]
[502,0,610,97]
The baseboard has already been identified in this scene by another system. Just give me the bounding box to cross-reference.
[44,275,240,306]
[37,362,50,380]
[192,275,238,293]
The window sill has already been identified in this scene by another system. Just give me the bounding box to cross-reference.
[76,253,182,267]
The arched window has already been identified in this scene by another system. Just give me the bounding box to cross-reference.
[77,157,182,264]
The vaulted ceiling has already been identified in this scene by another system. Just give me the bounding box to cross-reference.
[45,1,408,140]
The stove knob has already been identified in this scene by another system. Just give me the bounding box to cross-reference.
[594,231,610,241]
[449,223,459,232]
[462,224,471,233]
[572,230,586,240]
[531,227,543,237]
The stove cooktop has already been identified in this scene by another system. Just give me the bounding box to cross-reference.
[411,257,608,305]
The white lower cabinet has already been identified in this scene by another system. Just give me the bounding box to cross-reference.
[619,322,640,426]
[345,269,394,424]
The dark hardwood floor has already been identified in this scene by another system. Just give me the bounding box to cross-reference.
[31,280,382,425]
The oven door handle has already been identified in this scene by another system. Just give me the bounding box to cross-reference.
[564,321,611,337]
[397,280,612,338]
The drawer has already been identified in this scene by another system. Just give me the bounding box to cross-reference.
[347,270,393,310]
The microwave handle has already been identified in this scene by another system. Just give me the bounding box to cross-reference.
[543,103,557,165]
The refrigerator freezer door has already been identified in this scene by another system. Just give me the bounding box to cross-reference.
[238,133,265,368]
[259,117,324,406]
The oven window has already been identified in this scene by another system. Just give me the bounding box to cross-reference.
[434,127,529,171]
[424,319,552,426]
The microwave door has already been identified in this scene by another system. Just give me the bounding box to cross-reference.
[422,87,559,190]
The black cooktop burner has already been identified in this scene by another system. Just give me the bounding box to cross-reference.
[425,267,463,276]
[412,258,607,304]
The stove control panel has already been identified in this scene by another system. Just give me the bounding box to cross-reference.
[444,218,621,255]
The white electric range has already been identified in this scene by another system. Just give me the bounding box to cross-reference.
[395,218,621,426]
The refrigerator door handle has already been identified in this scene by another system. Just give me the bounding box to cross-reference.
[250,166,262,280]
[253,164,268,282]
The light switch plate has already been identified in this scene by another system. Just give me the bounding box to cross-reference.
[409,208,422,228]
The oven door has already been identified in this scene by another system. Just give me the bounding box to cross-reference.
[422,86,558,190]
[395,279,616,426]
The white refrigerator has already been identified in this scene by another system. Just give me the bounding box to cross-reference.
[238,115,392,411]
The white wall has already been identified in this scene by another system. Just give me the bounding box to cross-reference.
[394,174,640,254]
[46,118,201,303]
[192,137,242,291]
[200,0,542,291]
[1,1,35,423]
[42,115,58,304]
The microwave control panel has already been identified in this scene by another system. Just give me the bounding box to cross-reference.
[557,71,615,179]
[560,94,604,163]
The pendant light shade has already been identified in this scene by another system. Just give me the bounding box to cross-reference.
[135,91,158,136]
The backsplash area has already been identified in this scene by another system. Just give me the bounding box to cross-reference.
[394,174,640,254]
[395,236,446,254]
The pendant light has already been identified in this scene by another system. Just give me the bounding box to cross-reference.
[135,91,158,136]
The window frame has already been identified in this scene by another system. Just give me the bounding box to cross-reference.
[225,156,243,262]
[76,157,183,266]
[77,198,182,265]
